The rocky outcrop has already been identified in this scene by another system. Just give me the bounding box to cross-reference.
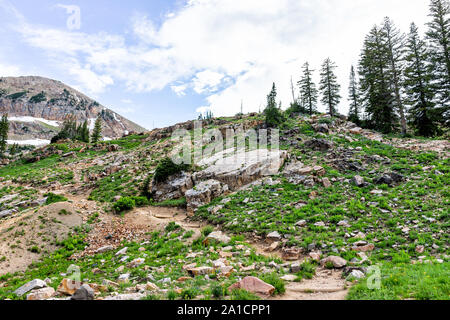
[151,172,194,202]
[185,179,226,212]
[193,149,288,190]
[0,76,146,143]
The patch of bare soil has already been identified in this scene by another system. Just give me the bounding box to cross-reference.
[0,201,89,275]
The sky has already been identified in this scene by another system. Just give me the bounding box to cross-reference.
[0,0,432,130]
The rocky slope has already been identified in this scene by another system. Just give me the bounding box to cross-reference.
[0,113,448,301]
[0,76,146,145]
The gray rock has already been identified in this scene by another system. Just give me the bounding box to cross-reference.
[266,231,281,241]
[352,175,366,187]
[95,245,114,254]
[304,139,334,151]
[14,279,47,296]
[71,284,95,300]
[320,256,347,268]
[104,293,146,300]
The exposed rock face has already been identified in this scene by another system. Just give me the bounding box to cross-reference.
[151,172,194,202]
[193,149,288,190]
[0,76,146,144]
[185,179,225,212]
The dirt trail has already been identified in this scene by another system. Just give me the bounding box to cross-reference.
[126,206,349,300]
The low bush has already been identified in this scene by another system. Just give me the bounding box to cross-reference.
[153,158,190,183]
[113,197,136,213]
[45,193,68,205]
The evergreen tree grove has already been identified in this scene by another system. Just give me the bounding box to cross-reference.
[404,23,440,137]
[319,58,341,117]
[358,26,397,134]
[426,0,450,125]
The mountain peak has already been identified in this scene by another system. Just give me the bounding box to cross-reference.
[0,76,146,145]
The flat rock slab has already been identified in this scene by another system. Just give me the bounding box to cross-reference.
[194,149,288,190]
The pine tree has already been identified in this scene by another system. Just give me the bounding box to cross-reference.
[383,17,408,135]
[91,116,103,144]
[426,0,450,125]
[319,58,341,117]
[359,26,397,133]
[0,114,9,157]
[80,120,90,143]
[404,23,440,136]
[264,83,284,127]
[348,66,361,123]
[298,62,318,116]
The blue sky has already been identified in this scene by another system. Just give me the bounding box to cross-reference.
[0,0,431,129]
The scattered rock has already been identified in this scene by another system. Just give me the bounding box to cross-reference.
[320,256,347,268]
[266,231,281,242]
[57,278,81,296]
[305,139,334,151]
[322,177,332,188]
[71,284,95,301]
[352,175,366,187]
[95,245,114,254]
[228,276,275,297]
[118,274,130,284]
[26,287,55,300]
[14,279,47,297]
[187,266,215,276]
[203,231,231,245]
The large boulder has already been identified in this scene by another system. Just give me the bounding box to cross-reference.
[151,172,193,202]
[193,149,287,190]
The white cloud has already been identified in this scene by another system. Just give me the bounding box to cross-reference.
[1,0,431,116]
[193,70,225,94]
[0,63,22,77]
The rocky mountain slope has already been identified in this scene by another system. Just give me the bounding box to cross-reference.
[0,113,448,301]
[0,76,146,145]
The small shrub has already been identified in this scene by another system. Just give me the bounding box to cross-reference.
[45,193,68,205]
[29,246,40,253]
[132,196,149,207]
[201,226,214,237]
[153,158,190,183]
[167,290,177,300]
[212,284,227,298]
[180,288,197,300]
[230,289,260,300]
[165,221,181,233]
[260,272,285,295]
[113,197,136,214]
